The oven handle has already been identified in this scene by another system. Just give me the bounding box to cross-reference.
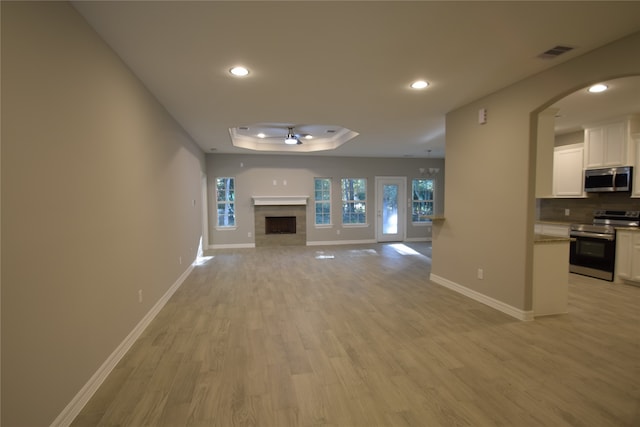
[569,231,615,241]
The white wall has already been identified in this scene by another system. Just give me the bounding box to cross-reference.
[207,154,445,246]
[1,3,205,425]
[432,31,640,316]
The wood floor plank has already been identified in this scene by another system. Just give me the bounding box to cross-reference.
[72,243,640,426]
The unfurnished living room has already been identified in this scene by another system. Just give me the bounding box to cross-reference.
[2,2,640,426]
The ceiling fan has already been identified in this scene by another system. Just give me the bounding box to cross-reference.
[284,127,302,145]
[257,126,308,145]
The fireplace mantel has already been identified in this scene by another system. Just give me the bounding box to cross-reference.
[252,196,308,206]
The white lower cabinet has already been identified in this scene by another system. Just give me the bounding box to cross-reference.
[615,230,640,283]
[535,223,569,237]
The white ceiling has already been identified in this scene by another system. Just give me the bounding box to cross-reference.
[551,75,640,135]
[71,1,640,159]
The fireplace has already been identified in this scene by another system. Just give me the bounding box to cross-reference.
[265,216,296,234]
[253,197,308,247]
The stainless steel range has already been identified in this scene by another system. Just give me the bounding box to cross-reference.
[570,210,640,281]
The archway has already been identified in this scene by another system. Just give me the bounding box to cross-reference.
[530,74,640,313]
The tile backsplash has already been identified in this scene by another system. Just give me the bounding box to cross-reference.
[537,192,640,223]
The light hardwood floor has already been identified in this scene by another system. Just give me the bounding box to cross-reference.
[72,243,640,426]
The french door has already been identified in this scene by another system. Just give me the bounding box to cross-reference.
[375,177,406,242]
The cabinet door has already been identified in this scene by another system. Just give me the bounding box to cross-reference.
[553,146,584,197]
[634,138,640,198]
[615,231,632,280]
[631,234,640,282]
[585,127,604,168]
[541,224,569,237]
[603,122,626,166]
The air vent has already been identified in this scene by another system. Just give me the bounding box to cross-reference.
[538,45,574,59]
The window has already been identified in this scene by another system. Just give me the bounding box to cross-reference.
[412,179,434,222]
[341,178,367,225]
[314,178,331,225]
[216,177,235,227]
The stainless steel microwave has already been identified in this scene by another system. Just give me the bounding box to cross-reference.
[584,166,632,192]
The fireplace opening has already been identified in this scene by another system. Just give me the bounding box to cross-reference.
[265,216,296,234]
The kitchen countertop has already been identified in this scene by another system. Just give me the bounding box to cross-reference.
[534,234,573,244]
[536,220,573,226]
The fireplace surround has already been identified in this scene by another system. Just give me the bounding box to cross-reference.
[253,197,308,247]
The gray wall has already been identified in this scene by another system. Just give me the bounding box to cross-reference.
[207,154,445,246]
[1,3,205,425]
[555,130,584,147]
[433,31,640,313]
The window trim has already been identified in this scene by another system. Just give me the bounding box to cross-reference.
[215,176,236,229]
[411,178,435,225]
[314,177,332,227]
[341,177,368,226]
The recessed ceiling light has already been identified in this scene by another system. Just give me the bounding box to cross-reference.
[305,135,313,140]
[257,133,266,138]
[410,80,429,89]
[588,84,608,93]
[229,66,249,77]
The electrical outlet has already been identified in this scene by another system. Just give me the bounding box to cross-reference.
[248,231,252,238]
[565,209,570,216]
[138,289,143,303]
[337,229,341,235]
[477,268,484,280]
[179,256,182,265]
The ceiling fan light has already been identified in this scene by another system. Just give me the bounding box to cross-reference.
[285,136,298,145]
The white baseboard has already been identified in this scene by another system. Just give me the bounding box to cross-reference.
[306,239,377,246]
[50,264,195,427]
[208,239,427,248]
[429,273,534,321]
[208,243,255,249]
[405,237,431,242]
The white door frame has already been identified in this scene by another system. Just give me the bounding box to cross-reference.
[375,176,406,242]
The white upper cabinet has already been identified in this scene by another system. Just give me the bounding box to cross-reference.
[632,134,640,197]
[584,116,639,169]
[553,144,584,197]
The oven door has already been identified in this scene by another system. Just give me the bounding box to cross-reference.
[569,232,616,281]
